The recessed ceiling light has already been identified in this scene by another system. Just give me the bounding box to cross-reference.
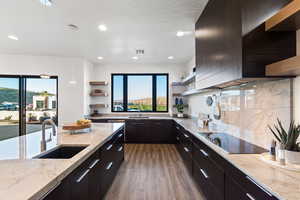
[176,31,185,37]
[39,0,53,7]
[8,35,19,41]
[97,56,103,60]
[132,56,139,60]
[168,56,174,60]
[98,24,107,32]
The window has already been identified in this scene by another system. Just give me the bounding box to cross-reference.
[36,100,44,109]
[111,74,168,112]
[0,75,58,142]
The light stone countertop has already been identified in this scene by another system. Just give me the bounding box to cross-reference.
[0,118,300,200]
[0,123,124,200]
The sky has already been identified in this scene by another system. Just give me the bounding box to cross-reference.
[0,78,56,94]
[113,75,167,101]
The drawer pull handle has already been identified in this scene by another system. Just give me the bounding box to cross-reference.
[106,144,113,151]
[118,146,123,151]
[76,169,90,183]
[118,133,123,138]
[89,159,100,169]
[200,149,209,157]
[246,193,256,200]
[183,134,189,138]
[106,162,113,170]
[184,147,189,152]
[200,169,208,179]
[246,176,272,197]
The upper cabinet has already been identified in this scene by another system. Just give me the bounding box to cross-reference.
[195,0,296,90]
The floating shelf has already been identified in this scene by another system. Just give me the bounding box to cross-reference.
[266,55,300,76]
[171,73,196,86]
[90,93,108,97]
[89,104,108,108]
[266,0,300,31]
[181,88,215,96]
[89,81,108,86]
[172,93,182,97]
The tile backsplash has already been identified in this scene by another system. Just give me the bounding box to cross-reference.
[187,79,292,149]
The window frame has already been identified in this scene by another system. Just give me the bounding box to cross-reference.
[0,74,58,137]
[111,73,169,113]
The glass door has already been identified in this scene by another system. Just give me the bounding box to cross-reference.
[0,77,20,141]
[25,77,57,134]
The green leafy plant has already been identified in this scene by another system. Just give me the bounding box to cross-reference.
[268,119,300,152]
[175,104,185,113]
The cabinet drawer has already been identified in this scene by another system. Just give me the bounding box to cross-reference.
[178,131,193,156]
[193,161,223,200]
[176,142,193,174]
[193,143,224,195]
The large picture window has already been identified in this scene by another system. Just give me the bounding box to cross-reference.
[111,74,168,112]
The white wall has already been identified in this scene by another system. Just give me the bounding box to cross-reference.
[91,63,186,114]
[0,54,93,124]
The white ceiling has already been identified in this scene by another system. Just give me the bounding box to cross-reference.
[0,0,208,64]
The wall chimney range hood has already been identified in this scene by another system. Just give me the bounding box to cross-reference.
[194,0,296,90]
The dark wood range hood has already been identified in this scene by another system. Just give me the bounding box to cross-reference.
[194,0,296,90]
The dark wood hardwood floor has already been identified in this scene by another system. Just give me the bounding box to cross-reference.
[104,144,205,200]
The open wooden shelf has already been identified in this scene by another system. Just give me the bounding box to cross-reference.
[89,104,108,108]
[266,0,300,31]
[171,73,196,86]
[172,93,182,97]
[90,93,108,97]
[89,81,108,86]
[266,55,300,76]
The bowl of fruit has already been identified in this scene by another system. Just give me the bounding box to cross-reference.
[63,119,92,132]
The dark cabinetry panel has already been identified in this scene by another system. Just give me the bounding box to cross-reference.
[195,0,243,89]
[126,120,173,143]
[173,121,277,200]
[42,127,125,200]
[195,0,296,89]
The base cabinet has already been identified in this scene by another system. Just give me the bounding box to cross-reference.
[126,120,173,143]
[41,127,125,200]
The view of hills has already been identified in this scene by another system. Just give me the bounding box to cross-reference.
[0,87,49,104]
[129,97,167,105]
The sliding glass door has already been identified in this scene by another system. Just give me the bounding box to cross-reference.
[25,78,57,134]
[0,77,20,141]
[0,75,58,141]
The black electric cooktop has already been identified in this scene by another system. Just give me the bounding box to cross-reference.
[199,132,268,154]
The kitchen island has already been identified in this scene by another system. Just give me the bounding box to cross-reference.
[0,123,124,200]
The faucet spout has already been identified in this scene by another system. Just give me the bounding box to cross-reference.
[41,119,57,151]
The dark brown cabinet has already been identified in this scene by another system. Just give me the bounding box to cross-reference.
[41,127,125,200]
[126,120,173,143]
[173,121,277,200]
[195,0,295,89]
[40,179,70,200]
[174,124,193,174]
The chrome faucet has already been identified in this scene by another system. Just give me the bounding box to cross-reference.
[40,119,57,151]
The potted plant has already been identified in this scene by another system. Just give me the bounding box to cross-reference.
[175,104,185,118]
[268,119,300,164]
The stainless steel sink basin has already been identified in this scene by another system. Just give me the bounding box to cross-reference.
[34,146,87,159]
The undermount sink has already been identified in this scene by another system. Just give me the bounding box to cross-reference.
[34,146,87,159]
